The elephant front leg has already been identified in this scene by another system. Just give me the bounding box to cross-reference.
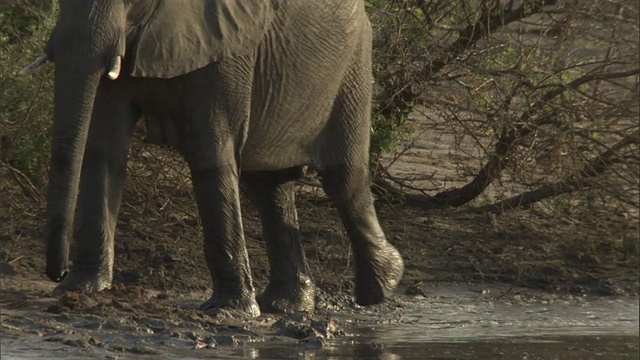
[54,98,137,293]
[244,173,315,314]
[190,165,260,317]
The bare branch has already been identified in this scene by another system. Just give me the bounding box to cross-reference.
[430,0,560,74]
[0,160,44,205]
[433,68,640,207]
[478,129,639,213]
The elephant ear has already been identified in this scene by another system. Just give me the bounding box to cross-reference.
[131,0,276,78]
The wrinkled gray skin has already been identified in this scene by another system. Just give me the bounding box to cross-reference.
[40,0,403,316]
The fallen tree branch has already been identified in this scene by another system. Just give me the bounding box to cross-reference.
[432,68,640,207]
[476,129,640,213]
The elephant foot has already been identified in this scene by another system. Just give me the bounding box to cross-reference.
[257,275,316,314]
[354,244,404,306]
[199,292,261,318]
[51,268,112,295]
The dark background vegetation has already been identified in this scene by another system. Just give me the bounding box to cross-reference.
[1,0,638,293]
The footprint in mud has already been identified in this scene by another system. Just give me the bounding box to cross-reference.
[271,316,344,343]
[45,292,97,314]
[44,284,150,315]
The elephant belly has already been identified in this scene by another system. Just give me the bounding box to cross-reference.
[142,114,180,147]
[240,126,324,172]
[242,79,340,171]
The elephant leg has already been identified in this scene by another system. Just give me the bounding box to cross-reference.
[55,86,137,293]
[319,43,403,305]
[188,163,260,317]
[320,166,403,305]
[243,171,315,314]
[180,57,259,317]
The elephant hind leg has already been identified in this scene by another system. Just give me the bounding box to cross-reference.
[243,170,315,314]
[320,165,404,306]
[318,44,403,305]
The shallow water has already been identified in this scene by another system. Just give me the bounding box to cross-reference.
[2,287,639,359]
[321,286,639,360]
[3,334,638,359]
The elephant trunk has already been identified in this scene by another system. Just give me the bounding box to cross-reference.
[46,63,101,282]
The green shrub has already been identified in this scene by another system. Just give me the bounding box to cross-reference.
[1,2,56,187]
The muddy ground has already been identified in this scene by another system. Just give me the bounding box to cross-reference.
[1,144,638,357]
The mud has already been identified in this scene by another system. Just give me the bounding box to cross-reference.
[1,277,345,355]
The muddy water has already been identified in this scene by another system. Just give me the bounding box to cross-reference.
[2,286,638,359]
[322,285,639,359]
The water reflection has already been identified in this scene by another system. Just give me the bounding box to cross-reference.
[2,333,638,359]
[234,335,639,360]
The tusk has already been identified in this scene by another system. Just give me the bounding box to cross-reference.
[107,56,122,80]
[19,53,49,76]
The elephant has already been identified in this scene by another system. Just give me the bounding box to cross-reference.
[21,0,404,316]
